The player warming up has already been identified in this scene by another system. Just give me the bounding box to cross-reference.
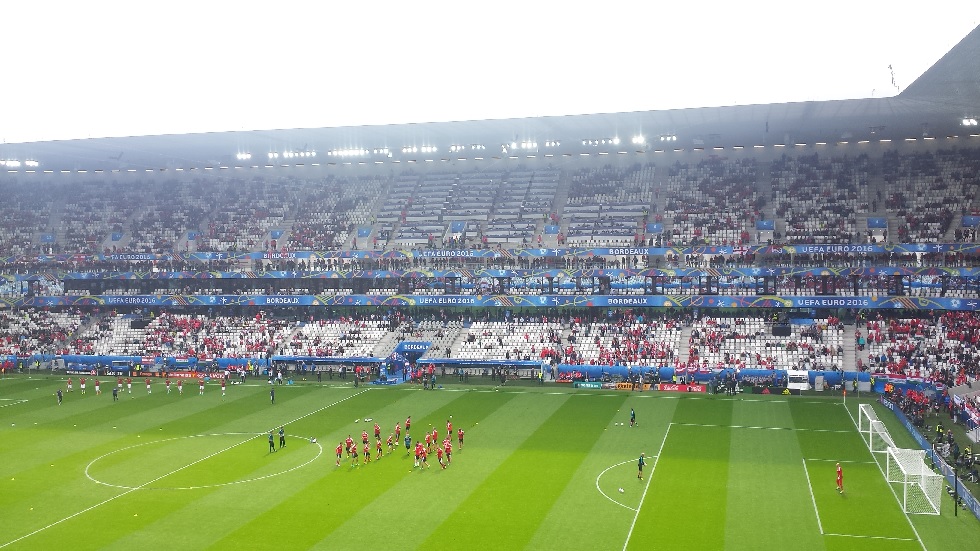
[638,453,646,480]
[836,462,844,493]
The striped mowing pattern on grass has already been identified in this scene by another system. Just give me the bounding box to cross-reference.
[0,377,979,551]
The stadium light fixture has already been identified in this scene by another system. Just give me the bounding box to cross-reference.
[963,118,978,126]
[631,135,645,145]
[0,160,21,168]
[236,152,252,161]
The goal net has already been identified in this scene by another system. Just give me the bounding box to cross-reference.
[858,404,895,454]
[886,447,942,515]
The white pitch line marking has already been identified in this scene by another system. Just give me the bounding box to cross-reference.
[85,433,323,490]
[622,423,672,551]
[0,389,368,549]
[843,403,927,551]
[824,533,915,542]
[801,458,824,534]
[671,422,853,434]
[806,458,877,464]
[595,458,660,512]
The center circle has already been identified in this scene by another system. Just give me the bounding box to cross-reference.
[85,432,322,490]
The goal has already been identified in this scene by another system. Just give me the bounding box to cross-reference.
[858,404,896,454]
[886,447,942,515]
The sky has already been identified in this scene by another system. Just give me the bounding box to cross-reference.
[1,1,978,144]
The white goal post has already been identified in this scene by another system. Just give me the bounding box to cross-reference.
[886,447,942,515]
[858,404,896,454]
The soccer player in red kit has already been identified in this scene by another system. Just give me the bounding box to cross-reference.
[198,377,205,395]
[836,462,844,493]
[414,442,423,467]
[361,430,369,445]
[424,432,432,452]
[394,422,401,442]
[419,446,429,469]
[374,422,381,440]
[457,428,464,449]
[94,379,101,395]
[177,379,183,394]
[444,439,453,465]
[363,442,371,464]
[126,377,132,393]
[436,445,445,469]
[447,419,452,435]
[80,377,86,394]
[376,437,383,459]
[146,378,152,393]
[386,433,394,453]
[67,378,73,392]
[221,379,226,396]
[432,428,439,449]
[406,416,411,433]
[165,377,171,394]
[345,435,354,457]
[117,377,123,390]
[336,442,344,466]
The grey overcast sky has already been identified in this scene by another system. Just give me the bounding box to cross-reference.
[1,1,978,143]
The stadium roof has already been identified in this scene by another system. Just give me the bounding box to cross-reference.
[2,23,979,175]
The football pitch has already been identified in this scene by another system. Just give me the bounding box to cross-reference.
[1,377,979,550]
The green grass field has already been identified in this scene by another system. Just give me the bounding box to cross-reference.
[1,375,979,550]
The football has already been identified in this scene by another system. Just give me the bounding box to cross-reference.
[618,488,624,493]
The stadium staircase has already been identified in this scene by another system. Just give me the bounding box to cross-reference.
[755,163,773,244]
[677,326,693,366]
[549,170,572,248]
[842,327,858,373]
[371,331,402,359]
[48,195,68,253]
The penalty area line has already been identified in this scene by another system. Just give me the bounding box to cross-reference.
[801,458,824,534]
[825,533,916,542]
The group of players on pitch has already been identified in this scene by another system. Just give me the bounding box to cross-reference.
[337,416,465,471]
[62,376,229,400]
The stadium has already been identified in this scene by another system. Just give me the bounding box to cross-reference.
[2,5,980,550]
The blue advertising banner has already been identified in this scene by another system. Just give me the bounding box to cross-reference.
[357,227,373,238]
[269,230,284,240]
[646,223,664,234]
[32,264,980,283]
[544,225,560,235]
[21,293,980,311]
[110,232,123,241]
[12,242,980,266]
[40,234,56,243]
[756,220,775,230]
[963,216,980,227]
[867,218,888,229]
